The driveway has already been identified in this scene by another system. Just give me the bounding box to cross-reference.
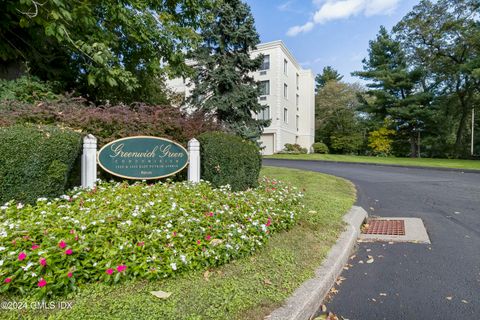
[263,159,480,320]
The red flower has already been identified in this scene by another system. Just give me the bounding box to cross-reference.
[4,278,11,283]
[40,258,47,267]
[18,252,26,261]
[65,249,73,255]
[106,268,114,275]
[58,240,66,249]
[38,279,47,287]
[67,272,73,278]
[31,244,40,250]
[265,218,272,227]
[116,265,127,272]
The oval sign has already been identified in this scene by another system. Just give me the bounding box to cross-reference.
[98,136,189,180]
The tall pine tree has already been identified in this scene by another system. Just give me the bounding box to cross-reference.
[353,26,432,157]
[188,0,269,140]
[315,66,343,91]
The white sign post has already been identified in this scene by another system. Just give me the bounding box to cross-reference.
[81,134,97,188]
[188,138,200,183]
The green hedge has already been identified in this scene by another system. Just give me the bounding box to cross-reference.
[312,142,329,154]
[0,124,82,204]
[198,132,261,191]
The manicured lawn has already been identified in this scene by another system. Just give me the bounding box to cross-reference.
[266,154,480,171]
[1,167,355,320]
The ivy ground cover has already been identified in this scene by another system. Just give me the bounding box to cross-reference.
[0,178,302,298]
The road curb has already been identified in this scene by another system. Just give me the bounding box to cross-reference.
[263,158,480,174]
[265,206,368,320]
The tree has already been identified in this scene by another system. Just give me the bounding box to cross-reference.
[353,26,432,157]
[0,0,212,103]
[394,0,480,155]
[315,80,365,154]
[315,66,343,91]
[188,0,268,140]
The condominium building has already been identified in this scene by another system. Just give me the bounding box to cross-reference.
[167,40,315,155]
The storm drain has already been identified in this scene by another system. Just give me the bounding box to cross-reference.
[363,219,405,236]
[359,217,430,244]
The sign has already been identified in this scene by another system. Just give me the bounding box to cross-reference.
[98,136,189,180]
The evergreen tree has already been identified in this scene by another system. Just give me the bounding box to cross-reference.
[188,0,269,140]
[315,66,343,91]
[353,26,432,157]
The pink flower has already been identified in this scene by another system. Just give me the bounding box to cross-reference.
[106,268,114,275]
[265,218,272,227]
[75,235,79,241]
[137,242,144,247]
[196,240,201,245]
[18,252,26,261]
[70,229,75,234]
[116,265,127,273]
[65,249,73,255]
[31,244,40,250]
[40,258,47,267]
[38,278,47,287]
[67,272,73,278]
[58,240,66,249]
[172,231,177,237]
[205,235,211,241]
[4,278,11,283]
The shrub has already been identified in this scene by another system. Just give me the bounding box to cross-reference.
[0,76,58,103]
[368,126,395,156]
[312,142,329,154]
[0,124,82,204]
[0,98,219,146]
[0,178,302,297]
[277,143,307,154]
[198,132,261,191]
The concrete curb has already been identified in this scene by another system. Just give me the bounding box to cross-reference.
[266,206,368,320]
[263,158,480,174]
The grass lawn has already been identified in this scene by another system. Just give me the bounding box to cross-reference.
[2,167,355,320]
[266,154,480,171]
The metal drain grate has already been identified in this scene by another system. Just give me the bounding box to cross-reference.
[363,219,405,235]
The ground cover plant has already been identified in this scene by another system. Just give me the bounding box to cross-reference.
[266,154,480,171]
[0,178,301,298]
[0,166,355,320]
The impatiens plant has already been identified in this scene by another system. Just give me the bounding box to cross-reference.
[0,177,302,297]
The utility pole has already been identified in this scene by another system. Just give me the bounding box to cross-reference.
[472,107,475,156]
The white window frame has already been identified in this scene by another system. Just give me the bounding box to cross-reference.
[283,107,288,123]
[259,80,270,96]
[260,55,270,71]
[284,83,288,99]
[284,59,288,75]
[258,105,270,121]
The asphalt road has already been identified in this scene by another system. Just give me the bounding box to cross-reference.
[263,159,480,320]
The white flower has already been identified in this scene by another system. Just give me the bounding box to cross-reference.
[0,260,3,266]
[16,203,24,209]
[31,272,37,277]
[0,246,5,251]
[180,255,187,264]
[0,206,7,210]
[149,201,154,206]
[37,198,47,202]
[170,262,177,271]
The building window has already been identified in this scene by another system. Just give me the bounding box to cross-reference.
[260,55,270,71]
[259,80,270,96]
[284,83,288,98]
[284,59,288,75]
[258,106,270,121]
[296,73,299,89]
[283,107,288,123]
[296,94,299,107]
[296,115,299,131]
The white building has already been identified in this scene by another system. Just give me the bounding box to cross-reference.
[167,40,315,155]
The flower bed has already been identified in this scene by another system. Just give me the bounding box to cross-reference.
[0,178,302,297]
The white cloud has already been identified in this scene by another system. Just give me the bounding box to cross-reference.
[287,0,399,36]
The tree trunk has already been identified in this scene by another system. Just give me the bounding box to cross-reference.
[454,94,471,155]
[410,135,418,158]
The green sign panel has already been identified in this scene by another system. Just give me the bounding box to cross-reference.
[98,136,189,180]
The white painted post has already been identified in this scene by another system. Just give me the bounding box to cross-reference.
[81,134,97,188]
[188,138,200,183]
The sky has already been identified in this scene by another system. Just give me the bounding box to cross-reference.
[244,0,420,83]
